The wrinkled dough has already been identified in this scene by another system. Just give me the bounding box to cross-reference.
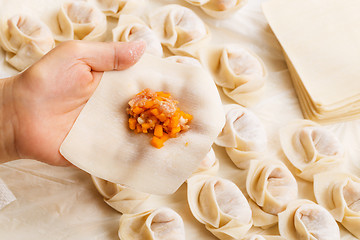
[343,180,360,212]
[185,0,247,19]
[295,204,339,240]
[149,4,210,56]
[113,15,163,57]
[119,207,185,240]
[187,175,252,239]
[0,14,54,71]
[278,199,340,240]
[58,1,107,41]
[94,0,144,17]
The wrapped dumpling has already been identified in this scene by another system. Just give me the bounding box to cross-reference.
[191,148,219,176]
[184,0,247,19]
[246,160,298,228]
[57,1,107,41]
[280,120,345,181]
[187,175,252,240]
[314,172,360,238]
[202,45,267,107]
[278,199,340,240]
[149,4,210,57]
[92,0,146,18]
[0,14,54,71]
[112,15,163,57]
[119,207,185,240]
[243,235,285,240]
[165,55,202,67]
[215,104,267,169]
[91,176,150,214]
[60,54,225,195]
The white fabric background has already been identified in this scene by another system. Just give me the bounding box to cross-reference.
[0,0,359,239]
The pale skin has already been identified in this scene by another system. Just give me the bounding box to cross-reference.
[0,40,146,166]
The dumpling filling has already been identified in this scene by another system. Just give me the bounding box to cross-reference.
[127,89,192,148]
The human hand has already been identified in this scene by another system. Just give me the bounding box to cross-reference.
[1,40,145,166]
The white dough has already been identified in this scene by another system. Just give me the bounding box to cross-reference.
[0,14,54,71]
[187,175,252,240]
[112,15,163,57]
[57,1,107,41]
[60,54,225,195]
[192,148,219,176]
[278,199,340,240]
[91,0,146,18]
[280,119,345,181]
[119,207,185,240]
[246,159,298,228]
[215,104,267,169]
[314,172,360,239]
[91,176,150,214]
[201,45,267,107]
[149,4,210,57]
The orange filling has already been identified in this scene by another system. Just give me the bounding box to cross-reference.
[127,88,193,148]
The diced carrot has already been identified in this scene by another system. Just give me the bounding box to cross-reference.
[133,107,143,115]
[136,124,142,133]
[151,136,164,148]
[144,101,154,108]
[157,113,167,122]
[141,123,151,130]
[183,113,193,121]
[150,108,160,116]
[171,126,181,135]
[170,116,180,128]
[156,92,171,99]
[128,118,137,130]
[154,125,163,137]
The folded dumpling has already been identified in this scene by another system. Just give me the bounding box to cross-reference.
[314,172,360,238]
[112,15,163,57]
[191,148,219,176]
[184,0,247,19]
[57,1,107,41]
[165,55,202,67]
[60,54,225,195]
[91,176,150,214]
[119,207,185,240]
[280,119,345,181]
[187,175,252,240]
[243,235,285,240]
[246,160,298,228]
[278,199,340,240]
[92,0,146,18]
[149,4,210,57]
[0,14,54,71]
[201,45,267,107]
[215,104,267,169]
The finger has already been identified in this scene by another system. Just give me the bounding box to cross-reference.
[59,40,146,72]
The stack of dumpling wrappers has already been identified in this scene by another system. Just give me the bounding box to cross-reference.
[263,0,360,123]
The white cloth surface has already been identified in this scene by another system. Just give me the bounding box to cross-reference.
[0,0,359,239]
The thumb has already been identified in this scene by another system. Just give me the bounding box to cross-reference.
[57,40,146,72]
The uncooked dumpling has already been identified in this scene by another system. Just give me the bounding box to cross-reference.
[314,172,360,238]
[280,119,345,181]
[0,14,54,71]
[243,235,285,240]
[246,160,298,228]
[91,176,150,214]
[60,54,225,195]
[149,4,210,57]
[278,199,340,240]
[57,1,107,41]
[113,15,163,57]
[215,104,267,169]
[184,0,247,19]
[119,207,185,240]
[187,175,252,240]
[165,55,202,67]
[192,148,219,176]
[202,45,267,106]
[93,0,146,18]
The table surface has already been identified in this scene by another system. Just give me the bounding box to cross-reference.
[0,0,359,239]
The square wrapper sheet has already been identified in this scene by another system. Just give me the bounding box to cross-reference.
[60,54,224,195]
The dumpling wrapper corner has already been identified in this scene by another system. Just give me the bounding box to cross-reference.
[60,53,225,195]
